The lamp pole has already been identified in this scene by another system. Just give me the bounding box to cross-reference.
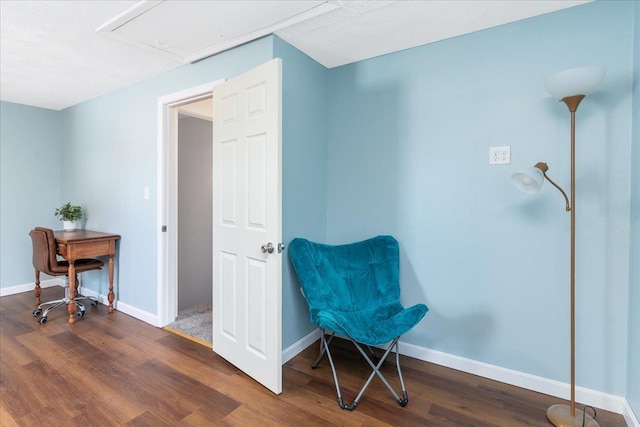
[545,94,600,427]
[564,95,583,418]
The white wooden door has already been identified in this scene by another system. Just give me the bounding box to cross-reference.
[212,58,282,394]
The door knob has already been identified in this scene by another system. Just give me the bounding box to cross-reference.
[261,242,274,254]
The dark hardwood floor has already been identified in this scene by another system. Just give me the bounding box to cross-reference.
[0,287,627,426]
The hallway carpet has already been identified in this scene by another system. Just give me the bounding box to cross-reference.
[165,303,212,346]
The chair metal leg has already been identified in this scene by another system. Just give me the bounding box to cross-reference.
[74,295,99,307]
[33,274,98,322]
[318,330,354,410]
[313,334,376,369]
[317,329,409,411]
[364,344,380,365]
[312,331,334,368]
[74,274,99,307]
[351,338,408,407]
[39,299,68,317]
[395,343,409,403]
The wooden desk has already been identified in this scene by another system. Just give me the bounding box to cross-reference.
[54,230,121,324]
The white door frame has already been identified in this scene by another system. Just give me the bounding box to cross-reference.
[156,79,225,327]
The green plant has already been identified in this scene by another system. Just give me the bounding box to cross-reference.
[54,202,83,222]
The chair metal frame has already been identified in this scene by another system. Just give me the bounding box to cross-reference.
[32,275,99,324]
[313,329,408,411]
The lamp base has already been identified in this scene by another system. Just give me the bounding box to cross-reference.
[547,404,599,427]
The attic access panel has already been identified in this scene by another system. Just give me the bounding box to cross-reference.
[96,0,333,63]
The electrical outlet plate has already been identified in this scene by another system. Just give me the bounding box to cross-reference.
[489,146,511,164]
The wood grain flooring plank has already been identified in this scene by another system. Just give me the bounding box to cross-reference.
[76,327,154,369]
[132,359,240,418]
[0,312,35,338]
[0,335,36,368]
[428,402,503,427]
[5,346,142,424]
[0,401,20,427]
[155,333,238,374]
[18,361,85,419]
[279,370,392,427]
[125,410,174,427]
[0,358,46,420]
[221,399,332,427]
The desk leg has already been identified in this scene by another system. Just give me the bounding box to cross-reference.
[68,262,77,324]
[34,270,41,307]
[108,255,115,313]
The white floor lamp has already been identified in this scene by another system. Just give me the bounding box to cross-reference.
[512,66,606,427]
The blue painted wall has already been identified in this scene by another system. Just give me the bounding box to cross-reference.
[326,1,635,395]
[627,1,640,419]
[274,36,328,348]
[0,102,61,287]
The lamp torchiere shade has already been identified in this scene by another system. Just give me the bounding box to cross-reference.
[544,65,606,100]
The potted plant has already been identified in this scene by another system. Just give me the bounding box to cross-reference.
[54,202,83,231]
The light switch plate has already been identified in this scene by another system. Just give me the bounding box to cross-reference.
[489,146,511,164]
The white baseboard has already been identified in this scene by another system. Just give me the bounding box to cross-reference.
[282,328,320,364]
[77,287,159,326]
[399,340,632,419]
[113,300,158,325]
[623,399,640,427]
[0,279,65,297]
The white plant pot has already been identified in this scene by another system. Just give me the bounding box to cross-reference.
[63,221,77,231]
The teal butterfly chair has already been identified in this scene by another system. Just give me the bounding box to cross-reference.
[289,235,428,411]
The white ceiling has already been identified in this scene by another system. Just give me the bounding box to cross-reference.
[0,0,589,111]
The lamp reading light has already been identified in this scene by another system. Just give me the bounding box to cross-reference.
[512,162,569,211]
[513,66,606,427]
[511,165,544,193]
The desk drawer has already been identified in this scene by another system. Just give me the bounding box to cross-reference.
[57,239,114,259]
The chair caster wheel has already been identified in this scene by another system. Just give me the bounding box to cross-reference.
[76,311,85,318]
[33,309,42,317]
[90,301,98,307]
[38,317,47,324]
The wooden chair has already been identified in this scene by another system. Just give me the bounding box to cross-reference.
[29,227,104,324]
